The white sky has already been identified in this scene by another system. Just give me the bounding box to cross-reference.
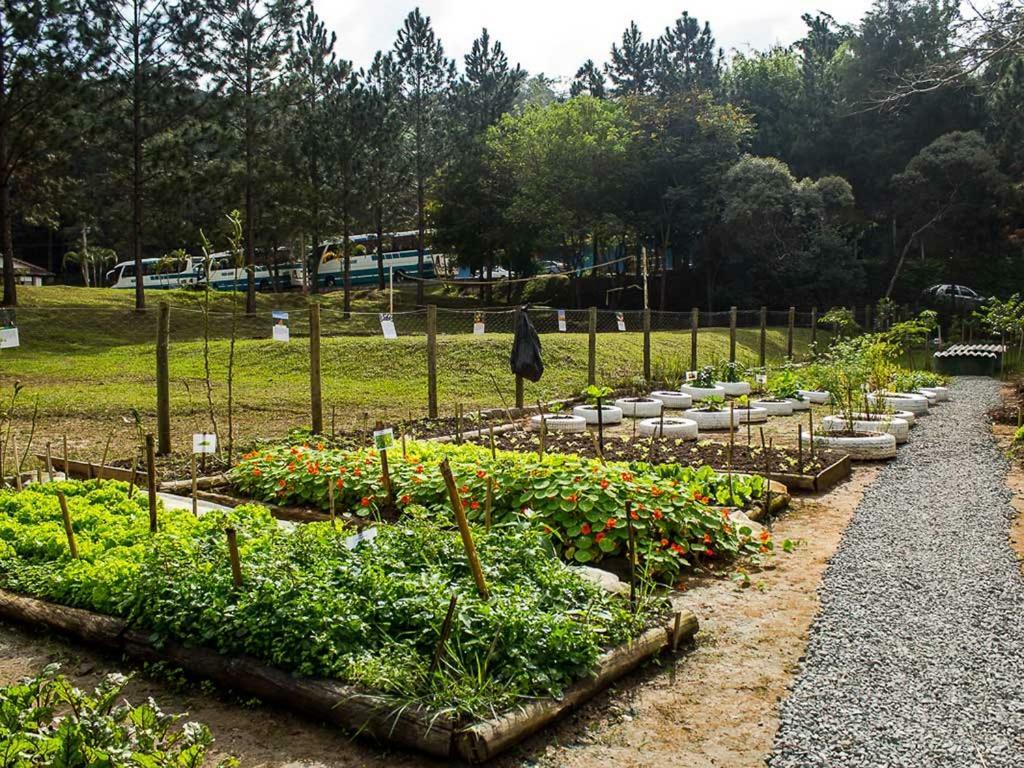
[316,0,879,81]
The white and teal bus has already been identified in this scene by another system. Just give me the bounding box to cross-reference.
[295,231,436,289]
[107,251,299,292]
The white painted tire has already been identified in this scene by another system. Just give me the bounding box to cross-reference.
[787,398,811,412]
[914,389,939,406]
[573,405,622,425]
[868,392,929,416]
[801,430,898,461]
[649,391,694,409]
[614,398,663,418]
[751,399,794,417]
[530,414,587,433]
[638,417,698,439]
[920,386,949,402]
[822,414,910,444]
[892,409,917,427]
[716,381,751,397]
[684,408,738,431]
[732,406,768,424]
[680,384,727,402]
[799,389,831,404]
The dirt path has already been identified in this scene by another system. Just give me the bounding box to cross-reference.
[0,470,875,767]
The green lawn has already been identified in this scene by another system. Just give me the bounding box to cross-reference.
[1,286,821,454]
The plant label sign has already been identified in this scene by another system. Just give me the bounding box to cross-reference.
[373,427,394,451]
[345,526,377,550]
[616,312,626,332]
[473,312,485,335]
[0,309,18,349]
[557,309,567,332]
[755,373,768,384]
[192,433,217,454]
[685,371,697,382]
[272,311,289,342]
[379,313,398,339]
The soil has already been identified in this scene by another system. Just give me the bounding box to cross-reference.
[0,465,877,768]
[989,380,1024,426]
[464,428,845,478]
[992,422,1024,567]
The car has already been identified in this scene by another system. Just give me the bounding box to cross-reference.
[920,284,989,314]
[537,260,564,275]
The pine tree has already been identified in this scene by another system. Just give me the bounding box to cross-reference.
[656,12,722,94]
[606,21,655,97]
[570,60,606,98]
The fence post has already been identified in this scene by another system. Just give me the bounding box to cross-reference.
[759,306,767,367]
[426,304,438,419]
[309,302,323,434]
[642,308,651,381]
[156,301,171,455]
[690,307,699,371]
[513,307,524,410]
[587,306,597,386]
[729,306,737,363]
[810,306,818,348]
[787,306,796,359]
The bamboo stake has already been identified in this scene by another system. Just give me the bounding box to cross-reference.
[62,435,69,477]
[145,434,157,533]
[484,476,494,531]
[536,401,546,459]
[191,453,198,517]
[97,433,113,483]
[328,476,336,530]
[625,501,637,611]
[45,442,53,479]
[225,527,243,588]
[11,434,21,491]
[127,449,139,499]
[439,459,489,600]
[728,403,735,506]
[57,491,78,559]
[808,409,816,462]
[429,594,459,676]
[798,425,805,474]
[488,418,496,460]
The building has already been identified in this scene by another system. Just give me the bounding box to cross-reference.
[0,257,53,287]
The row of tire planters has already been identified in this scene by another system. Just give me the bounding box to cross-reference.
[230,440,779,582]
[919,386,949,402]
[801,429,898,460]
[0,481,662,729]
[820,414,911,444]
[866,392,930,416]
[798,389,831,405]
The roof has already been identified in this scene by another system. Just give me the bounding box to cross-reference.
[0,257,52,277]
[933,343,1006,359]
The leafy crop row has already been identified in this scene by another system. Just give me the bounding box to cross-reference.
[229,440,774,579]
[0,482,650,717]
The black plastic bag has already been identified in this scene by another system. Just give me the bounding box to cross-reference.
[510,308,544,382]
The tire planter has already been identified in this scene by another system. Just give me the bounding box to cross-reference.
[573,405,623,426]
[637,417,698,439]
[614,398,663,418]
[732,406,769,424]
[821,414,910,444]
[529,414,587,433]
[649,391,694,410]
[919,385,949,402]
[684,408,738,431]
[798,389,831,405]
[787,398,811,412]
[751,399,794,417]
[867,392,929,416]
[680,384,727,402]
[892,409,917,427]
[801,430,898,461]
[716,381,751,397]
[914,389,939,406]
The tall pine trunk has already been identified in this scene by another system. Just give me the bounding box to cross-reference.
[0,33,15,308]
[375,201,385,290]
[244,64,256,314]
[131,1,145,310]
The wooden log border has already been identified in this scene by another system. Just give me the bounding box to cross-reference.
[0,588,697,763]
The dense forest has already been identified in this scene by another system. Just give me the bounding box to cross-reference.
[1,0,1022,312]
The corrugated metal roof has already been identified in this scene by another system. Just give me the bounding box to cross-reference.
[934,343,1006,359]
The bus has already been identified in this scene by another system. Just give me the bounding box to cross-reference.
[105,256,203,290]
[295,231,436,289]
[202,250,299,292]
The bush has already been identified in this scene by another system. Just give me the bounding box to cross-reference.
[520,274,571,306]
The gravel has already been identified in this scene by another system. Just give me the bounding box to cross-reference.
[770,377,1024,768]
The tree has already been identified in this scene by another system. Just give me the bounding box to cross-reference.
[570,59,605,98]
[0,1,102,306]
[93,0,206,311]
[606,21,655,97]
[655,11,721,94]
[205,0,300,314]
[393,8,453,305]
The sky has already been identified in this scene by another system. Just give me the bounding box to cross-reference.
[317,0,880,82]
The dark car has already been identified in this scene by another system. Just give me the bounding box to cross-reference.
[920,284,989,314]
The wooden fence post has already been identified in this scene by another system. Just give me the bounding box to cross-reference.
[729,306,737,363]
[690,307,699,371]
[642,308,652,381]
[787,306,796,359]
[156,301,171,455]
[587,306,597,386]
[426,304,438,419]
[145,433,158,533]
[759,306,767,367]
[513,307,524,409]
[309,302,323,434]
[810,306,818,348]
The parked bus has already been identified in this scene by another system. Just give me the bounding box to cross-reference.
[105,256,202,290]
[294,231,436,289]
[202,250,298,291]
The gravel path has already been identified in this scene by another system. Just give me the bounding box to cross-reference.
[770,377,1024,768]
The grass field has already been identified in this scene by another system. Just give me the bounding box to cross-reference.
[1,286,821,458]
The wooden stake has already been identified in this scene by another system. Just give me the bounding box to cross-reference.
[439,459,489,600]
[537,401,546,459]
[591,430,604,463]
[798,424,805,474]
[596,395,605,456]
[376,420,393,506]
[484,476,494,530]
[728,403,735,505]
[429,594,459,676]
[128,448,139,499]
[57,491,78,559]
[225,527,243,588]
[764,439,774,517]
[63,435,69,477]
[331,405,337,439]
[11,434,21,491]
[191,453,198,517]
[808,409,816,462]
[625,501,637,610]
[98,433,113,482]
[488,418,496,460]
[145,434,158,533]
[45,442,53,479]
[328,476,336,529]
[455,404,463,445]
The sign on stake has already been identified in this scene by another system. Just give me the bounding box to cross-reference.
[0,308,19,349]
[379,312,398,339]
[616,312,626,332]
[557,309,567,332]
[193,433,217,454]
[272,311,290,342]
[473,312,485,335]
